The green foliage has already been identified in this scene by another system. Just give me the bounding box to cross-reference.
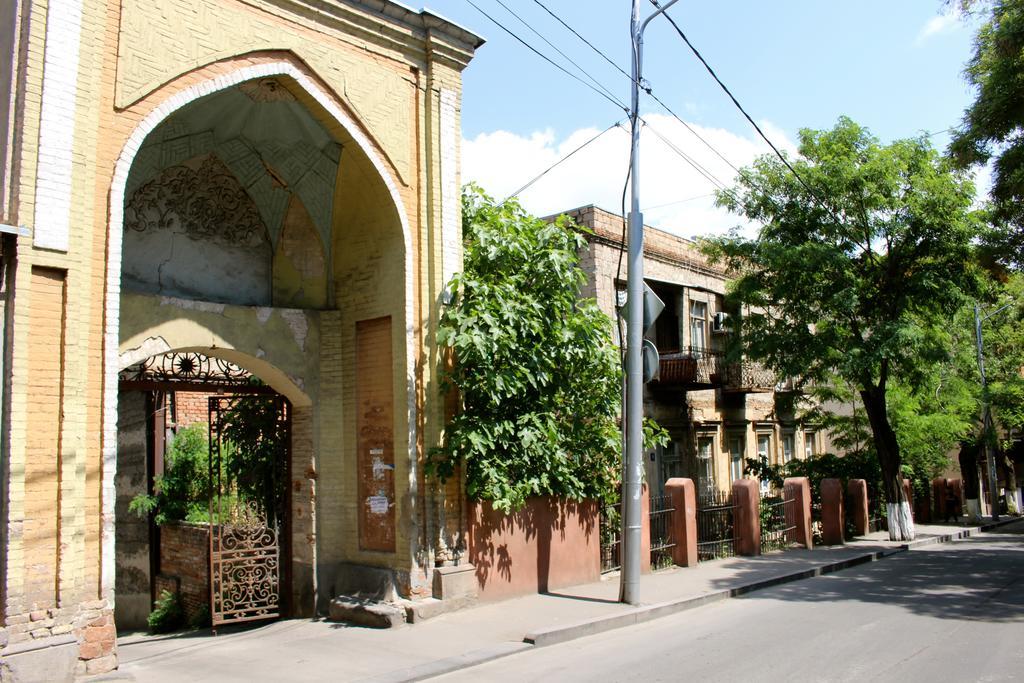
[220,396,289,521]
[704,117,980,510]
[129,396,288,525]
[745,451,883,510]
[706,117,979,390]
[429,185,667,513]
[951,0,1024,266]
[130,424,212,525]
[147,590,184,634]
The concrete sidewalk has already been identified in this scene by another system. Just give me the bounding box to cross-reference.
[111,518,1017,683]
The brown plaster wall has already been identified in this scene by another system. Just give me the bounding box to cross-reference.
[467,497,600,602]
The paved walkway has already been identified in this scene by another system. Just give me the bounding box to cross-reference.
[109,518,1012,683]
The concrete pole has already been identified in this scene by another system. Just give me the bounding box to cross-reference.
[621,0,680,607]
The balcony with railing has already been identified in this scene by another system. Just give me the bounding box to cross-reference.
[649,346,725,391]
[722,360,777,393]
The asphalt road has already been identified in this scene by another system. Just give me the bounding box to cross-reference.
[431,520,1024,682]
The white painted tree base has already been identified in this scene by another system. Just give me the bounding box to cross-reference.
[966,498,982,523]
[887,501,915,541]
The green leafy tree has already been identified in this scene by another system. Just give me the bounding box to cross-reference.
[958,273,1024,511]
[950,0,1024,266]
[428,186,666,513]
[220,395,289,524]
[704,117,980,540]
[129,424,212,525]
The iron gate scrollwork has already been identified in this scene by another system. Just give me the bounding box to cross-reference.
[208,395,290,628]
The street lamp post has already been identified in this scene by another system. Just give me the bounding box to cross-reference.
[621,0,680,606]
[974,301,1012,522]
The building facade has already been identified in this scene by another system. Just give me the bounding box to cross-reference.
[0,0,480,678]
[562,205,827,499]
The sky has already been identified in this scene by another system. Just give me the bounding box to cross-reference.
[420,0,985,239]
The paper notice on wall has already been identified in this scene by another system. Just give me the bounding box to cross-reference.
[368,496,389,515]
[372,456,394,480]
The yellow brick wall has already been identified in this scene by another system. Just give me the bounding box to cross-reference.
[2,2,477,650]
[22,267,66,611]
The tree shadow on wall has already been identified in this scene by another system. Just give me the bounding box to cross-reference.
[468,497,598,595]
[713,523,1024,623]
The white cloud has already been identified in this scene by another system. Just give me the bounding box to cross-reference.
[916,12,960,44]
[462,114,795,240]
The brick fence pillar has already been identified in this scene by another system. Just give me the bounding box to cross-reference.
[732,479,760,556]
[640,484,651,574]
[847,479,869,537]
[665,478,698,567]
[821,478,845,546]
[784,477,812,548]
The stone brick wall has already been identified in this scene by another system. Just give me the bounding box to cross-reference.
[157,522,210,624]
[171,391,212,429]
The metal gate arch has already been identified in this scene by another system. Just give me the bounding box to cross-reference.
[208,394,291,628]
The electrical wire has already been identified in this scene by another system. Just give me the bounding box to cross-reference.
[642,192,715,212]
[491,0,628,114]
[530,0,634,83]
[531,0,743,177]
[501,120,625,203]
[650,0,843,224]
[463,0,629,115]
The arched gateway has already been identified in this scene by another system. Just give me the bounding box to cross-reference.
[0,2,481,678]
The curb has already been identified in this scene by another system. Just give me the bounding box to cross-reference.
[522,518,1021,649]
[523,548,899,648]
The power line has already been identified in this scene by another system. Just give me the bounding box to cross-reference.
[528,0,743,177]
[642,119,728,191]
[530,0,634,83]
[463,0,628,115]
[491,0,627,112]
[502,120,625,203]
[642,192,715,211]
[650,0,842,223]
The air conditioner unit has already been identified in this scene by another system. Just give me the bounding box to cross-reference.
[711,311,729,334]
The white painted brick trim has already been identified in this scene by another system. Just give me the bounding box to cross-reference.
[32,0,85,252]
[101,60,417,600]
[439,89,460,289]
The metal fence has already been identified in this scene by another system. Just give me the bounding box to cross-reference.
[868,497,886,533]
[649,494,676,570]
[760,494,796,553]
[600,498,621,573]
[697,491,736,562]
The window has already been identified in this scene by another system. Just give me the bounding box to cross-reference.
[804,432,816,458]
[782,433,795,464]
[756,434,772,493]
[728,434,744,482]
[652,284,680,352]
[697,436,715,497]
[690,300,707,352]
[757,434,771,465]
[658,441,683,486]
[697,436,714,461]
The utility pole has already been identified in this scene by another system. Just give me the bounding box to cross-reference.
[974,302,1007,522]
[621,0,679,606]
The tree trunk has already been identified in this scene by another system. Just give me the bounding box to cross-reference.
[1000,449,1018,515]
[860,385,915,541]
[959,443,982,523]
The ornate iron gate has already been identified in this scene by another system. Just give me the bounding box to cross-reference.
[208,395,290,629]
